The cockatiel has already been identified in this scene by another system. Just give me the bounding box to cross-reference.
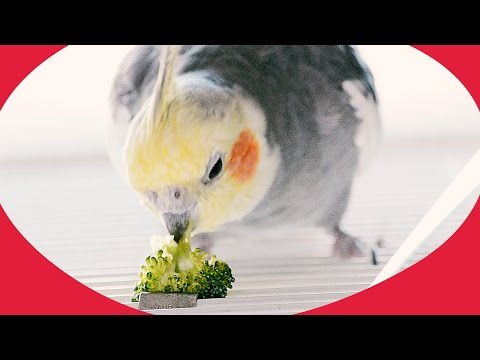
[108,45,381,258]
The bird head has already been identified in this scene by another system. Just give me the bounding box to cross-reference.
[123,49,280,240]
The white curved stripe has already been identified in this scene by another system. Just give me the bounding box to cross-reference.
[370,149,480,287]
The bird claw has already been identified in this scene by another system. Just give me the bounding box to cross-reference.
[332,228,379,265]
[333,233,367,258]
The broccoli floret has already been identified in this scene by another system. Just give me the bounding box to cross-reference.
[132,235,235,302]
[196,256,235,298]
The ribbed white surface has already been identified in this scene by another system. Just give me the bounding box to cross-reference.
[0,136,478,314]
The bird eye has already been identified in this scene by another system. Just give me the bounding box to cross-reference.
[202,154,224,184]
[208,157,223,180]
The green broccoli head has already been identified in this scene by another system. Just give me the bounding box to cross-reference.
[196,256,235,298]
[132,235,235,302]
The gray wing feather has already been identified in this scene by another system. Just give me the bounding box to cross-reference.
[110,45,160,122]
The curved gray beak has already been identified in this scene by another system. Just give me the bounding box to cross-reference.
[162,212,190,242]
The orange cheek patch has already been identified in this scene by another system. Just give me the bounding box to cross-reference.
[227,129,259,182]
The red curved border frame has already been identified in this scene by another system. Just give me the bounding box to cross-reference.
[0,45,478,315]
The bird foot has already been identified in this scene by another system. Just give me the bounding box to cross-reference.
[192,233,215,254]
[333,231,367,258]
[332,228,379,265]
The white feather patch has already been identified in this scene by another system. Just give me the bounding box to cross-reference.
[342,80,383,175]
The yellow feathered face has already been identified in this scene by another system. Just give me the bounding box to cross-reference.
[124,80,280,237]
